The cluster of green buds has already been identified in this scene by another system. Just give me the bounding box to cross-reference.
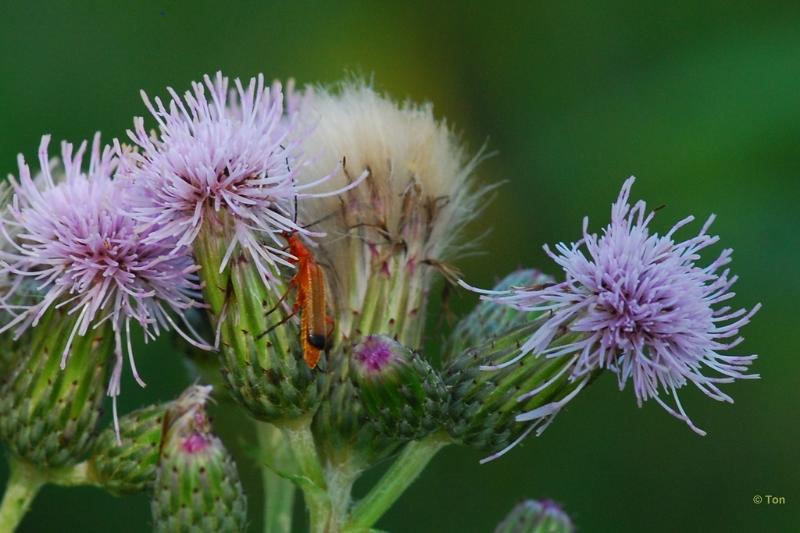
[0,307,114,533]
[0,317,245,533]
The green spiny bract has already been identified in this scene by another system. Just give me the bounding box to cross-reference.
[351,335,448,441]
[0,308,111,468]
[194,212,323,426]
[444,270,595,456]
[493,499,574,533]
[152,385,247,533]
[88,402,167,495]
[0,330,17,378]
[445,269,552,360]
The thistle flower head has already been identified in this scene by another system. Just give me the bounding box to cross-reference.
[120,71,336,286]
[0,134,207,426]
[294,81,484,257]
[293,81,489,345]
[466,177,760,435]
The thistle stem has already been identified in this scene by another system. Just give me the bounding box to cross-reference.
[345,433,448,531]
[281,417,330,533]
[323,463,361,533]
[256,422,297,533]
[0,458,46,533]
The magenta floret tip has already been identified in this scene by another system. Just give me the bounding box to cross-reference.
[353,335,397,374]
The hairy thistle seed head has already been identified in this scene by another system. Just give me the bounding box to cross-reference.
[293,81,490,347]
[88,401,169,495]
[493,499,575,533]
[152,385,247,533]
[0,308,112,468]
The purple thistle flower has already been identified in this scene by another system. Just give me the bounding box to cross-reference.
[0,134,210,434]
[464,177,760,435]
[119,72,355,287]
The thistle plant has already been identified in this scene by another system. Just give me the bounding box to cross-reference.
[0,72,760,532]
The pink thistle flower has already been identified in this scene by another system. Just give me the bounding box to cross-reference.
[0,134,210,434]
[463,177,760,435]
[119,72,355,287]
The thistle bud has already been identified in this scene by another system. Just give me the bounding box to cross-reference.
[88,402,167,495]
[0,309,112,468]
[445,270,596,462]
[494,499,574,533]
[152,385,247,533]
[312,344,391,466]
[351,335,447,441]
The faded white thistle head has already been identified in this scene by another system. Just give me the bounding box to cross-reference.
[464,177,760,436]
[292,80,489,345]
[120,72,353,287]
[0,134,208,428]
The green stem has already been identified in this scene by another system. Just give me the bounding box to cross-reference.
[256,422,297,533]
[345,433,448,532]
[281,417,330,533]
[0,458,46,533]
[50,462,92,487]
[322,458,363,533]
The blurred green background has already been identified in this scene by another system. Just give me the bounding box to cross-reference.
[1,1,798,531]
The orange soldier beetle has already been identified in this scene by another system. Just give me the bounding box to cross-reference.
[283,231,332,369]
[255,228,333,370]
[255,145,335,369]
